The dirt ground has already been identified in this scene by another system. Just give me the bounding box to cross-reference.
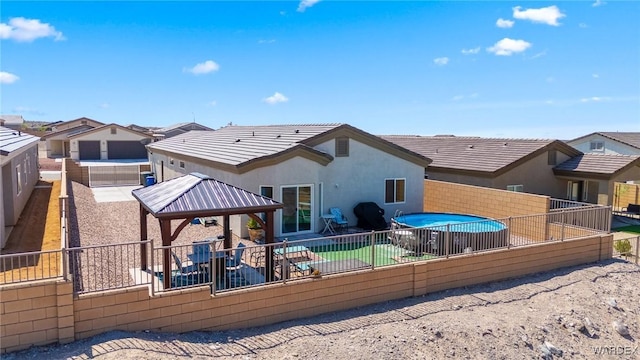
[0,180,61,282]
[4,259,639,360]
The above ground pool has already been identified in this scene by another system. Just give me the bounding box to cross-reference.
[391,212,509,255]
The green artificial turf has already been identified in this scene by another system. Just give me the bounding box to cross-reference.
[613,225,640,234]
[310,243,433,266]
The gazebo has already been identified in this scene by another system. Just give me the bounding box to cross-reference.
[132,172,283,289]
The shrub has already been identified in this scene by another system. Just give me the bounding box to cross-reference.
[614,239,632,256]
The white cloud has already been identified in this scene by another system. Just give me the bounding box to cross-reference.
[512,6,566,26]
[592,73,599,78]
[13,106,44,115]
[258,39,276,44]
[99,103,110,109]
[487,38,532,56]
[496,18,515,28]
[452,95,464,101]
[433,57,449,66]
[580,96,608,103]
[461,47,481,55]
[207,100,217,107]
[0,71,19,84]
[530,50,547,59]
[184,60,220,75]
[546,77,555,83]
[263,92,289,104]
[592,0,606,7]
[579,23,588,28]
[0,17,64,42]
[297,0,320,12]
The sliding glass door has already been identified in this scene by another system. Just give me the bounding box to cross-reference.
[281,185,313,234]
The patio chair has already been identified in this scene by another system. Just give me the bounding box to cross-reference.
[329,207,349,233]
[225,243,246,270]
[169,252,207,287]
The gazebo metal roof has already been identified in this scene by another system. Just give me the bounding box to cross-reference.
[132,172,282,217]
[132,172,283,289]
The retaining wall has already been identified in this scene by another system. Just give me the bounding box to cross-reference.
[0,233,612,353]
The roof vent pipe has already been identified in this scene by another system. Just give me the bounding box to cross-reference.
[235,138,241,142]
[295,129,299,133]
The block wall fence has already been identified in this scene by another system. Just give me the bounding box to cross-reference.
[0,234,612,354]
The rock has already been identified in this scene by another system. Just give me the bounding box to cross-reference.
[539,344,552,358]
[607,298,619,309]
[544,341,563,356]
[612,320,630,336]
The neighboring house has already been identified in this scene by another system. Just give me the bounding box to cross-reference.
[41,124,96,158]
[146,124,432,238]
[46,117,104,132]
[67,123,154,161]
[381,135,580,199]
[567,132,640,156]
[553,154,640,205]
[0,115,25,131]
[152,122,214,140]
[0,126,40,248]
[125,124,151,133]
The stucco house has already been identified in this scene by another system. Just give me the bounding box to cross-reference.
[381,135,580,199]
[152,122,214,140]
[41,117,105,158]
[1,126,40,248]
[0,115,25,131]
[567,132,640,156]
[66,123,154,161]
[146,124,431,238]
[553,153,640,205]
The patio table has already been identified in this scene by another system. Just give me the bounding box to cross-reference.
[320,214,336,235]
[188,251,225,278]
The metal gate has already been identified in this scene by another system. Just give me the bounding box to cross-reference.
[88,165,141,187]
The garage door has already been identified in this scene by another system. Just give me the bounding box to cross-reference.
[78,141,101,160]
[107,141,147,159]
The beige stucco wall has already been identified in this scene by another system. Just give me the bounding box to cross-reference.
[493,150,570,198]
[1,145,39,248]
[149,138,425,238]
[0,233,612,354]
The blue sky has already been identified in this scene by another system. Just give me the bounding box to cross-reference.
[1,1,638,139]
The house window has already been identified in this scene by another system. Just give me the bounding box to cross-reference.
[507,185,524,192]
[110,127,117,135]
[589,141,604,151]
[385,178,405,204]
[16,164,22,195]
[81,120,87,125]
[179,161,185,169]
[260,186,274,199]
[547,150,557,165]
[335,137,349,157]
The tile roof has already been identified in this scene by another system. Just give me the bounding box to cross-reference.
[155,122,214,133]
[148,124,343,166]
[553,153,640,176]
[0,126,40,156]
[598,132,640,150]
[132,172,283,217]
[380,135,579,174]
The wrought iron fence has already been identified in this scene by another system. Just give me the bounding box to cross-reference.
[0,249,64,284]
[1,205,613,293]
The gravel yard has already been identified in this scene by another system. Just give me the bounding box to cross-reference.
[68,182,229,291]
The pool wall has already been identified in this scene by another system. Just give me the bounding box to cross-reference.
[391,212,509,255]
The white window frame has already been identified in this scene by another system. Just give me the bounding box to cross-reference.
[589,140,604,152]
[384,178,406,204]
[507,184,524,192]
[16,164,22,195]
